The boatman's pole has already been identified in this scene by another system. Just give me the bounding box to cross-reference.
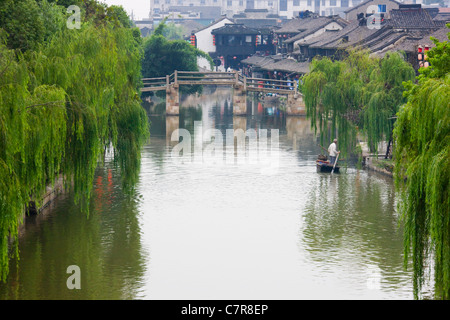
[332,152,339,174]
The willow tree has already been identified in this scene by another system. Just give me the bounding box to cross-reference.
[394,28,450,299]
[301,49,414,157]
[0,0,149,282]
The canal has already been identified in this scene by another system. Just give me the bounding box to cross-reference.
[0,88,414,299]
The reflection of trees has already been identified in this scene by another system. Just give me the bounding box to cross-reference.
[0,165,145,299]
[302,171,408,288]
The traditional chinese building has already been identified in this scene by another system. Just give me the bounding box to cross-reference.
[211,23,276,69]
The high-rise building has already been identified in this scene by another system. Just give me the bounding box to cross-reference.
[148,0,392,20]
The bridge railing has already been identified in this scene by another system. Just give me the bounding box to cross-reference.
[142,76,167,91]
[245,77,298,93]
[176,71,236,85]
[141,71,300,94]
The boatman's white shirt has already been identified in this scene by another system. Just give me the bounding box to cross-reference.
[328,142,338,157]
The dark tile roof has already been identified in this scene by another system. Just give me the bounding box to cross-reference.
[194,16,233,34]
[242,55,310,74]
[373,26,449,57]
[284,16,349,44]
[309,21,382,50]
[274,17,334,34]
[301,20,362,48]
[433,12,450,23]
[261,58,310,74]
[390,7,437,29]
[401,26,449,50]
[234,18,279,31]
[211,23,259,35]
[241,55,276,67]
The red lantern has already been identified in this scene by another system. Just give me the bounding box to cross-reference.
[190,34,196,47]
[418,46,423,53]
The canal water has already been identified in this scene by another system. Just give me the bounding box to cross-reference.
[0,88,413,299]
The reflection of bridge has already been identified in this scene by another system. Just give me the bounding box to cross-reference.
[141,71,305,116]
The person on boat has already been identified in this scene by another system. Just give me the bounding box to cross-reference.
[328,139,340,165]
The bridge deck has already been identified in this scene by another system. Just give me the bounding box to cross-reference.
[141,71,300,96]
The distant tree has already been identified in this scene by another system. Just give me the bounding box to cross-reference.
[106,5,133,28]
[163,22,184,40]
[142,18,213,94]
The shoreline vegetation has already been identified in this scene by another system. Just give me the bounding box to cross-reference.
[301,28,449,299]
[0,0,149,282]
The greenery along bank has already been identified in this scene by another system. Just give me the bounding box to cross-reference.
[301,49,416,158]
[301,28,449,299]
[394,31,450,300]
[141,17,214,96]
[0,0,149,282]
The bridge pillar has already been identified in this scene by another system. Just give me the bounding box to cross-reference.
[232,84,247,116]
[286,93,306,116]
[166,116,179,147]
[166,83,179,115]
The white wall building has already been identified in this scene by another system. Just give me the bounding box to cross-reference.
[277,0,366,19]
[149,0,403,20]
[194,16,234,71]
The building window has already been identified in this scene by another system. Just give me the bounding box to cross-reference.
[227,0,232,6]
[322,0,325,6]
[239,0,243,5]
[341,0,348,6]
[154,0,159,4]
[200,0,205,4]
[268,1,273,6]
[378,4,387,12]
[165,0,170,4]
[294,0,300,6]
[330,0,336,5]
[280,0,287,11]
[307,0,312,6]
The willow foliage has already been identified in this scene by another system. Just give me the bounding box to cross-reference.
[301,49,414,155]
[394,28,450,299]
[0,1,149,281]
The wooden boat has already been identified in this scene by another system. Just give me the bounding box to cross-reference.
[316,159,340,173]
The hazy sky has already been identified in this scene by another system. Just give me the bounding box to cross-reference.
[101,0,151,20]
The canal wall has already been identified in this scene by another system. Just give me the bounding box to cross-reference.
[359,141,393,177]
[363,156,394,177]
[18,176,65,238]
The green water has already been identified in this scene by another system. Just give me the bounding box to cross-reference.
[0,89,414,299]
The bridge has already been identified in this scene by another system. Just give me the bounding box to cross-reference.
[141,71,305,116]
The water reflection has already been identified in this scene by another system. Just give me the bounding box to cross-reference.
[1,88,413,299]
[302,171,410,298]
[0,164,146,299]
